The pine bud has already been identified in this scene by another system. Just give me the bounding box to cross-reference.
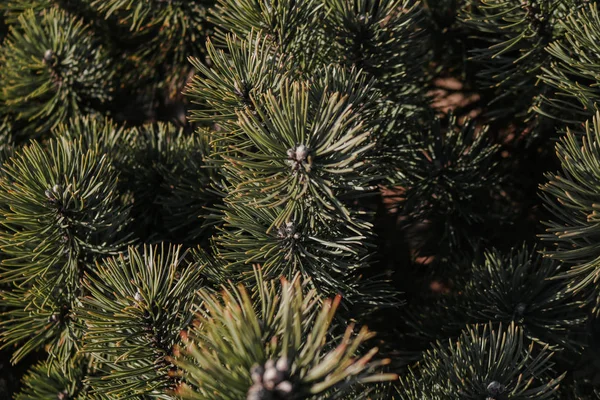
[276,356,290,373]
[44,49,54,63]
[45,184,62,202]
[251,364,264,384]
[246,384,270,400]
[247,358,293,398]
[286,144,311,172]
[275,381,293,395]
[295,144,308,162]
[278,221,299,239]
[487,381,505,397]
[263,366,283,390]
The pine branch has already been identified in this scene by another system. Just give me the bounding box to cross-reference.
[323,0,427,102]
[210,202,380,303]
[393,115,506,253]
[15,357,93,400]
[400,244,587,357]
[55,117,218,245]
[124,123,217,245]
[209,0,327,72]
[188,33,396,307]
[540,111,600,294]
[0,0,55,23]
[537,2,600,125]
[455,0,566,124]
[0,8,115,139]
[186,31,289,123]
[397,323,563,399]
[86,0,212,96]
[223,80,377,224]
[87,0,211,34]
[174,269,397,399]
[464,245,587,350]
[0,137,131,364]
[53,116,134,161]
[79,244,204,398]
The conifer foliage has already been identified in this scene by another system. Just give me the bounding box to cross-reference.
[0,8,114,138]
[1,0,600,399]
[176,270,396,399]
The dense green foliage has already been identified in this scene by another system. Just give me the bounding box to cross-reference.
[176,270,396,399]
[0,8,114,138]
[1,0,600,399]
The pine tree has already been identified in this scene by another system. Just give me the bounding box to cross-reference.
[1,1,600,399]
